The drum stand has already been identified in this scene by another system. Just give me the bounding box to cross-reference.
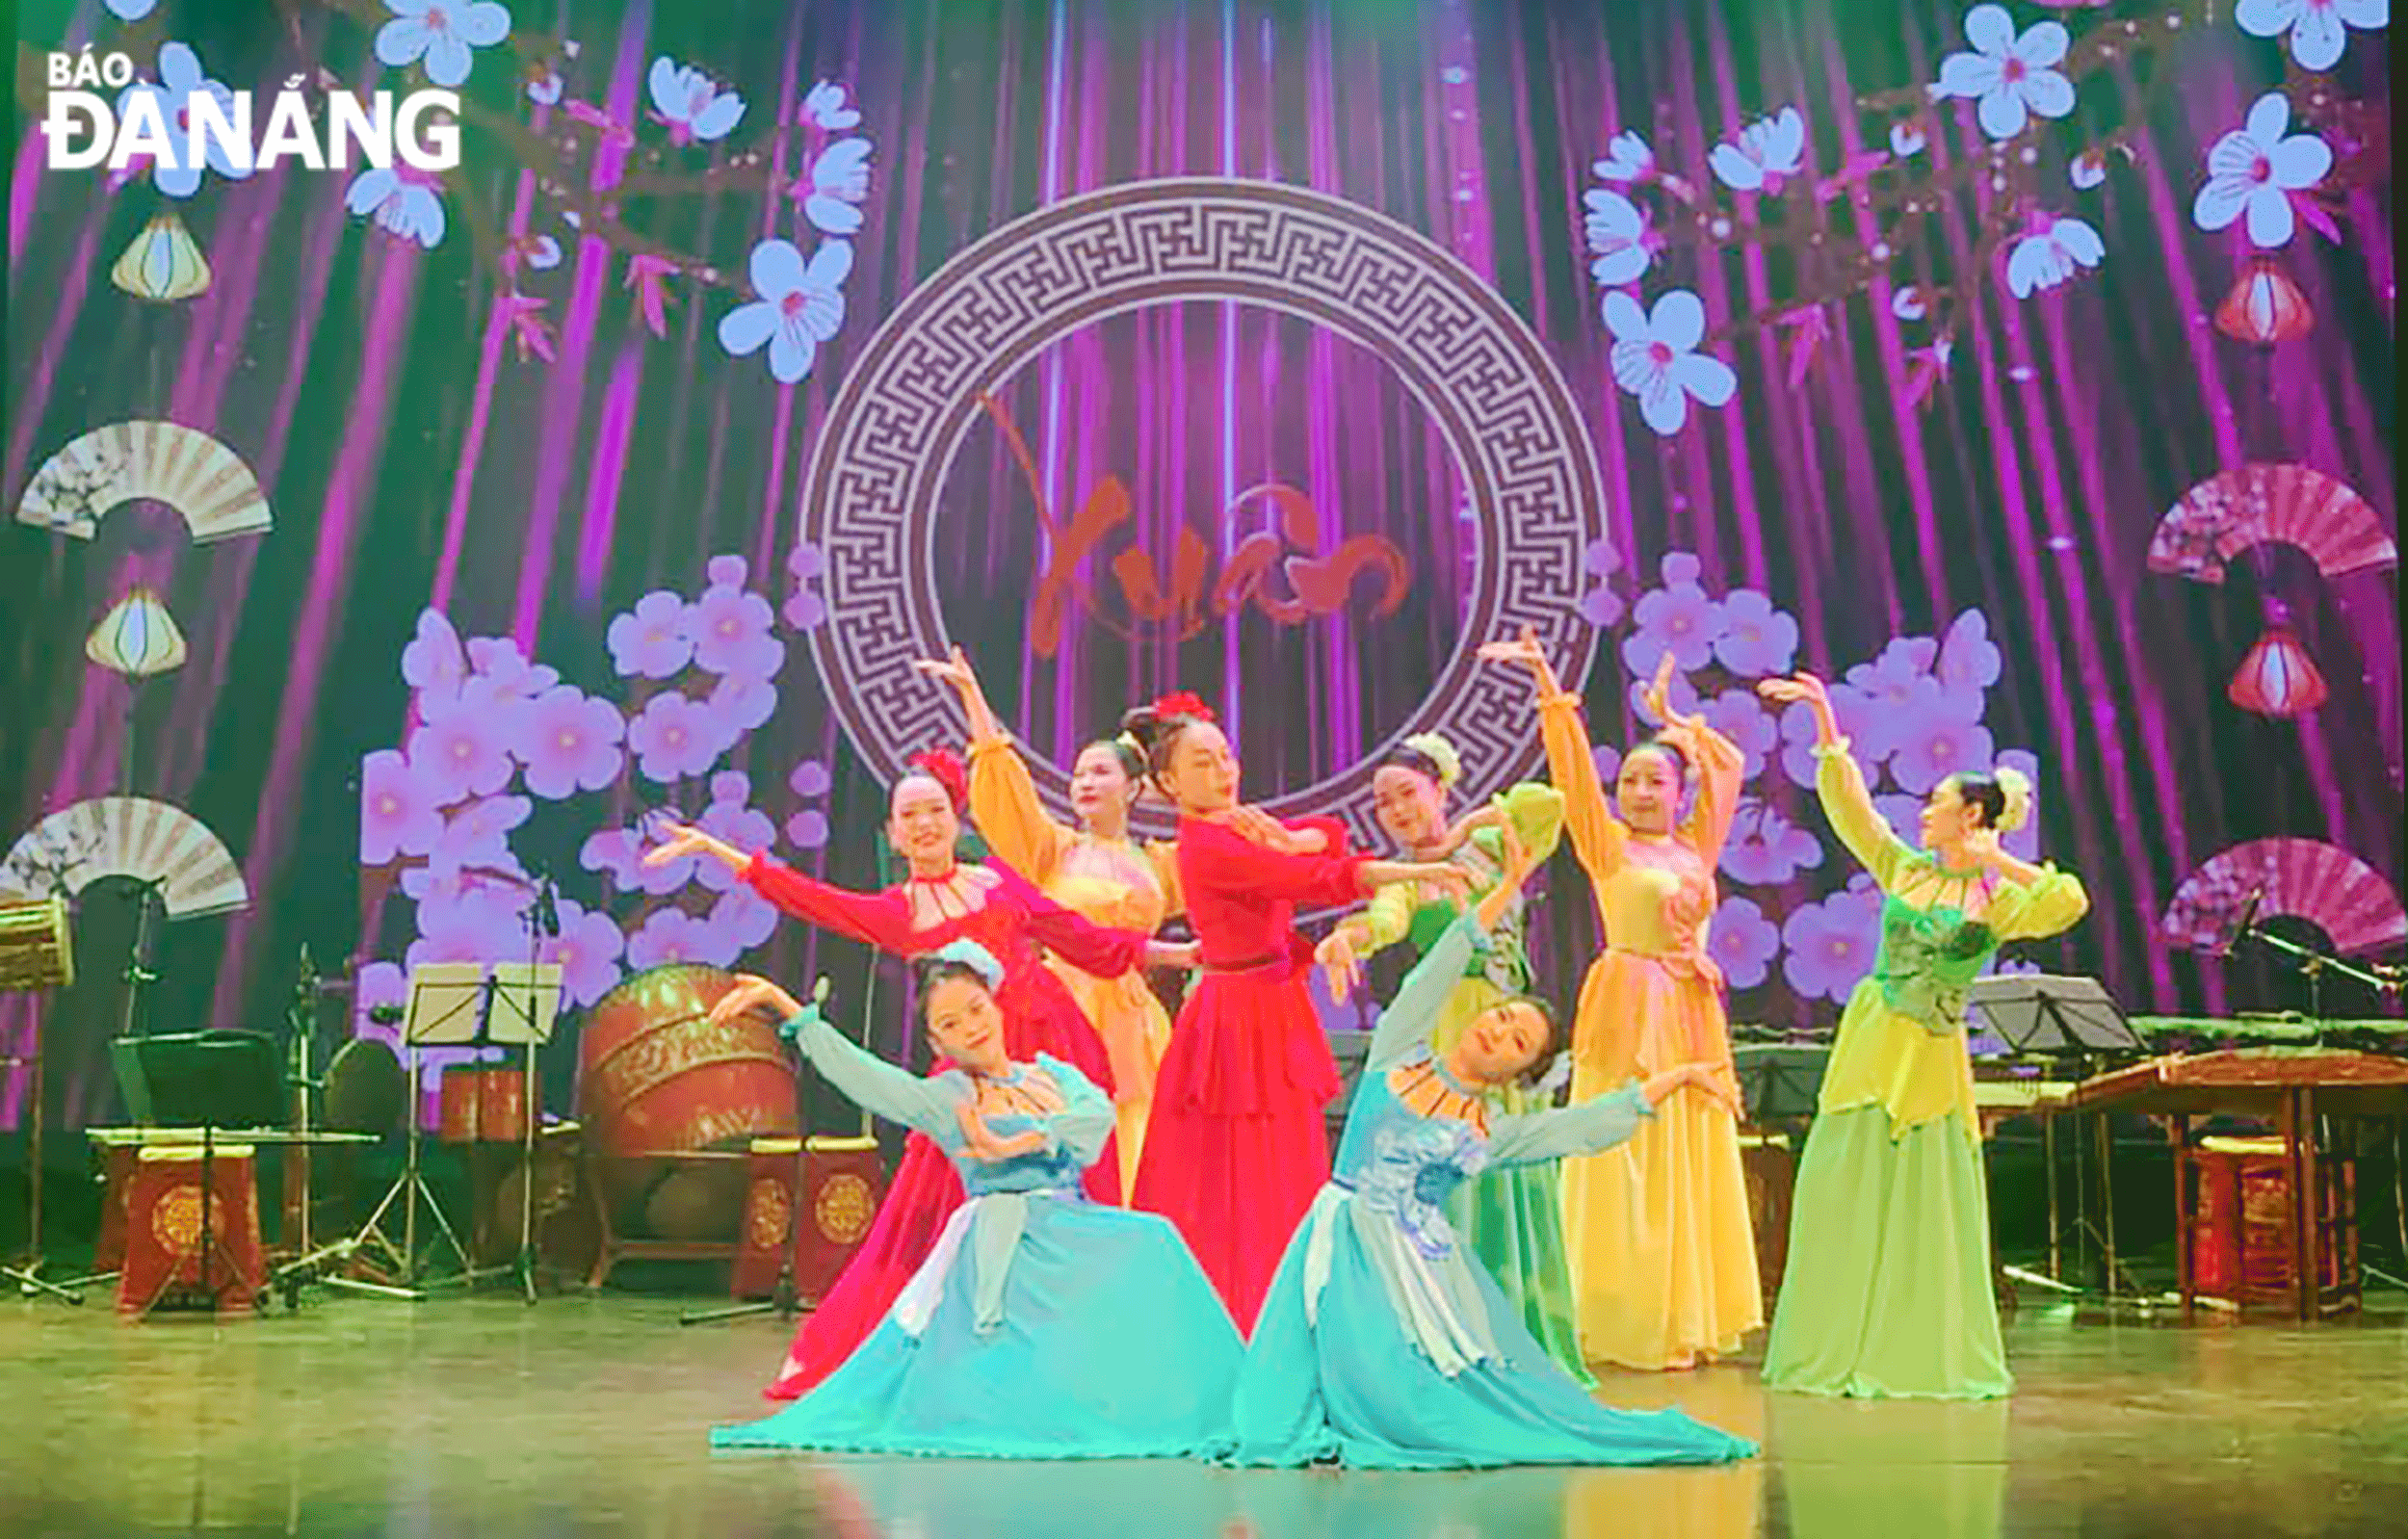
[2,897,83,1304]
[2,1010,83,1305]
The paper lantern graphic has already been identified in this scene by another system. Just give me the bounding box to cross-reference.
[111,212,212,303]
[2145,464,2395,586]
[2161,839,2408,959]
[0,797,249,919]
[2213,256,2314,346]
[2225,622,2327,717]
[85,588,190,679]
[14,422,271,544]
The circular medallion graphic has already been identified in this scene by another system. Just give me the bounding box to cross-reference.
[802,177,1607,847]
[814,1172,877,1245]
[746,1178,793,1249]
[152,1187,202,1253]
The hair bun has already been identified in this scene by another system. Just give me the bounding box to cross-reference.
[905,747,969,812]
[1993,765,2033,833]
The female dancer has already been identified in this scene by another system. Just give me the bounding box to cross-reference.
[1120,692,1474,1331]
[644,752,1187,1398]
[707,946,1243,1457]
[1756,669,2088,1398]
[1313,734,1590,1384]
[1482,629,1760,1371]
[916,647,1180,1199]
[1219,822,1754,1470]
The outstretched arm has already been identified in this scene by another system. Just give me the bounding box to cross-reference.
[1485,1065,1706,1165]
[648,820,923,952]
[709,976,953,1134]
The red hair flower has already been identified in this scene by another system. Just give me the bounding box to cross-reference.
[1151,691,1217,723]
[905,747,969,811]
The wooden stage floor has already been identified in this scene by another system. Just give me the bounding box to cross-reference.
[2,1291,2400,1538]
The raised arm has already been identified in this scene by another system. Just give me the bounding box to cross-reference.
[1480,629,1625,880]
[920,648,1079,887]
[1759,672,1908,890]
[1486,1064,1700,1165]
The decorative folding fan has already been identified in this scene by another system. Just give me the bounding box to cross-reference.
[2161,838,2406,959]
[0,797,249,919]
[15,421,271,544]
[2146,463,2395,585]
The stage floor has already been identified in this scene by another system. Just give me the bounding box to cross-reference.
[1,1291,2400,1538]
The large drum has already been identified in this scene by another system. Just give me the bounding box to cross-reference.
[577,965,798,1239]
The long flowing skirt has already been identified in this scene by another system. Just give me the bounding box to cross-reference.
[716,1198,1241,1458]
[1217,1197,1756,1470]
[764,969,1118,1400]
[1052,957,1173,1202]
[1428,978,1591,1387]
[1561,952,1761,1369]
[1761,1105,2010,1399]
[1132,968,1335,1333]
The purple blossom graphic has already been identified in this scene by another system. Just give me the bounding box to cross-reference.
[1781,876,1883,1004]
[402,856,524,907]
[1706,897,1779,990]
[789,759,833,798]
[709,672,777,735]
[1626,669,1702,730]
[516,686,626,800]
[433,794,533,872]
[683,561,784,678]
[1892,713,1997,796]
[402,609,468,715]
[353,961,407,1044]
[1702,690,1778,780]
[1935,611,2002,695]
[711,886,779,952]
[627,691,720,784]
[360,749,445,866]
[627,907,716,971]
[411,886,528,968]
[1721,801,1825,887]
[1875,793,1926,846]
[784,543,829,631]
[784,810,831,850]
[1713,589,1799,678]
[407,706,515,804]
[1622,552,1729,674]
[579,826,646,890]
[465,636,559,700]
[543,898,626,1007]
[695,772,777,891]
[608,591,695,679]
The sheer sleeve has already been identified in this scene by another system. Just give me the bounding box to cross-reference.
[744,854,919,952]
[967,736,1076,889]
[1812,742,1911,891]
[1032,1056,1117,1168]
[1350,882,1417,958]
[791,1014,955,1135]
[1486,1083,1656,1166]
[1988,864,2090,942]
[1493,780,1567,864]
[1663,717,1744,864]
[1006,871,1151,978]
[1367,914,1486,1071]
[1539,692,1629,879]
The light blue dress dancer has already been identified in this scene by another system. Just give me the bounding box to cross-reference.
[1220,824,1758,1470]
[708,944,1243,1459]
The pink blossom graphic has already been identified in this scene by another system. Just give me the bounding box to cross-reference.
[683,574,784,679]
[360,749,445,866]
[407,706,516,804]
[516,686,626,800]
[466,636,559,700]
[608,591,695,679]
[1721,801,1825,887]
[402,610,468,716]
[401,855,525,907]
[709,672,777,735]
[788,758,833,798]
[1780,876,1884,1003]
[1702,690,1779,780]
[579,826,646,889]
[1892,713,1996,796]
[433,794,533,872]
[696,795,777,892]
[1621,552,1729,673]
[353,960,407,1045]
[1875,793,1926,846]
[712,885,779,952]
[784,810,831,850]
[1713,589,1800,678]
[784,542,828,631]
[1935,610,2002,694]
[1706,896,1779,990]
[628,691,720,784]
[543,898,626,1007]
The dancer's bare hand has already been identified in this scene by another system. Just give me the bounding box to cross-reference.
[709,974,803,1027]
[645,820,746,873]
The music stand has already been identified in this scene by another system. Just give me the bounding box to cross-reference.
[1733,1044,1830,1127]
[347,964,487,1291]
[1967,974,2147,1298]
[484,959,562,1305]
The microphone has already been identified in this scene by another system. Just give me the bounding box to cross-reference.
[2221,886,2264,956]
[535,878,561,938]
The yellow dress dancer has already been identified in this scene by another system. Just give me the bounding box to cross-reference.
[922,650,1181,1200]
[1484,631,1761,1371]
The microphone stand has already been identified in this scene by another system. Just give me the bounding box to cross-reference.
[680,978,832,1328]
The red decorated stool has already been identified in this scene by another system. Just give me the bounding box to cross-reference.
[117,1143,265,1317]
[793,1135,883,1306]
[731,1137,802,1299]
[439,1064,528,1144]
[2183,1133,2360,1314]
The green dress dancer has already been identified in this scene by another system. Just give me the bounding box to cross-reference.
[1332,780,1590,1385]
[1760,681,2089,1400]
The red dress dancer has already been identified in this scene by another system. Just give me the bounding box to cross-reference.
[645,751,1159,1398]
[1120,695,1469,1332]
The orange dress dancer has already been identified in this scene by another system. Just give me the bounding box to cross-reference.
[643,752,1159,1399]
[921,648,1183,1200]
[1119,692,1472,1332]
[1487,633,1762,1370]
